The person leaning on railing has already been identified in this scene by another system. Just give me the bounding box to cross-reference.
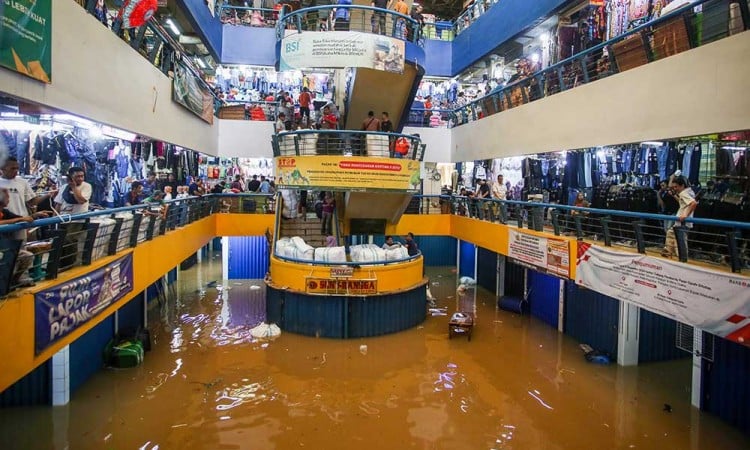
[0,188,50,287]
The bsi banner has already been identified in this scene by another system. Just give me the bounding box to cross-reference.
[35,254,134,354]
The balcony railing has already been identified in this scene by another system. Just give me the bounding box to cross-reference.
[277,5,424,46]
[218,100,281,121]
[272,129,425,160]
[409,0,749,128]
[218,4,282,28]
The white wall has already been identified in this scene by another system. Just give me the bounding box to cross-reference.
[0,1,217,153]
[402,126,452,162]
[216,119,275,158]
[451,31,750,161]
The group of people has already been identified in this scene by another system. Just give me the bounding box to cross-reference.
[382,232,419,256]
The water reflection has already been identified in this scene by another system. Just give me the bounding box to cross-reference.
[0,261,749,450]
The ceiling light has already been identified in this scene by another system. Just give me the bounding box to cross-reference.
[530,53,540,63]
[539,32,549,43]
[641,141,664,146]
[722,146,747,150]
[166,18,181,36]
[195,58,207,69]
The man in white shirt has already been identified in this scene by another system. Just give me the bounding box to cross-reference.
[0,157,57,240]
[662,175,697,258]
[382,235,402,250]
[491,174,507,221]
[275,112,287,133]
[54,167,92,215]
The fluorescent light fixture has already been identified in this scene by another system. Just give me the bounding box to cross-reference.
[100,125,137,141]
[539,32,549,43]
[722,146,747,150]
[0,112,23,118]
[89,126,103,138]
[195,58,207,69]
[530,53,540,63]
[641,141,664,146]
[166,18,181,35]
[0,120,42,131]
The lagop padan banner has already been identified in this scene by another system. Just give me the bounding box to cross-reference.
[0,0,52,83]
[35,254,134,354]
[576,243,750,347]
[280,31,405,74]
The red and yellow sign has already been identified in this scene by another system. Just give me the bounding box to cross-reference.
[275,156,421,192]
[306,278,378,295]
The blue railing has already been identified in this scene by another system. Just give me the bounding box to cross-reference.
[217,4,282,28]
[453,0,497,37]
[272,129,425,160]
[276,5,424,45]
[411,0,749,128]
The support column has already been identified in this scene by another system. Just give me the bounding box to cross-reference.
[51,345,70,406]
[455,239,461,284]
[691,329,703,408]
[222,237,230,280]
[197,247,203,263]
[496,255,506,298]
[473,244,478,282]
[617,302,640,366]
[557,279,565,333]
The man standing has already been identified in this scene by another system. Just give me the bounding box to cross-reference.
[0,157,57,229]
[361,110,380,131]
[371,0,388,34]
[476,178,491,220]
[247,175,261,192]
[54,167,92,215]
[661,176,697,258]
[404,232,419,256]
[491,174,507,221]
[298,87,312,126]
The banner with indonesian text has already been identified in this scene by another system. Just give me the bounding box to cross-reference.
[275,156,421,192]
[34,254,134,354]
[280,31,405,74]
[576,243,750,347]
[507,229,570,278]
[0,0,51,83]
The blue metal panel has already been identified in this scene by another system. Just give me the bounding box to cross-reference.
[228,236,269,279]
[212,237,222,251]
[528,270,559,328]
[417,236,457,267]
[504,260,525,297]
[70,315,115,393]
[459,241,476,278]
[167,268,177,285]
[176,0,222,60]
[282,291,346,338]
[118,294,144,333]
[476,247,497,295]
[451,0,568,75]
[638,309,687,363]
[702,335,750,434]
[423,39,452,77]
[348,289,426,338]
[0,360,50,407]
[564,282,619,358]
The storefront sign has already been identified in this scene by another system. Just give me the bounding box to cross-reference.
[0,0,52,83]
[507,229,570,278]
[330,267,354,278]
[280,31,405,74]
[576,243,750,347]
[275,156,421,193]
[34,254,134,354]
[306,278,377,295]
[172,62,214,124]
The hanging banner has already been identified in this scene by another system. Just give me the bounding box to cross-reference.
[576,243,750,347]
[34,254,134,354]
[275,156,421,192]
[280,31,405,74]
[507,229,570,278]
[0,0,52,83]
[173,63,214,124]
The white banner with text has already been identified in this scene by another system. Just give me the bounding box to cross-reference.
[507,229,570,278]
[280,31,405,74]
[576,243,750,347]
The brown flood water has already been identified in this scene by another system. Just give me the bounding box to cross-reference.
[2,255,749,450]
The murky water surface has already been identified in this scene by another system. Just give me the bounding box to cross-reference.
[2,258,749,449]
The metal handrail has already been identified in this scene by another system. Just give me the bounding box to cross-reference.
[217,4,282,28]
[272,129,425,160]
[276,5,424,45]
[416,0,748,128]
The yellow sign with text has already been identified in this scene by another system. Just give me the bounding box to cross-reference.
[275,156,421,192]
[306,278,378,295]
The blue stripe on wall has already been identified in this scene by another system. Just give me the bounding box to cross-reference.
[459,241,476,278]
[70,316,115,394]
[504,259,525,297]
[564,282,619,358]
[416,236,456,267]
[638,309,687,363]
[118,294,144,333]
[528,270,559,328]
[228,236,269,279]
[423,39,452,77]
[476,247,497,295]
[0,360,50,407]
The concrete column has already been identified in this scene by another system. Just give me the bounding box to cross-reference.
[222,237,230,280]
[557,279,565,333]
[691,329,703,408]
[196,246,203,263]
[496,255,506,298]
[617,302,640,366]
[455,239,461,285]
[473,244,478,282]
[51,345,70,406]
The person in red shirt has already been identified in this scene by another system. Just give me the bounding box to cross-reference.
[319,105,338,130]
[298,87,312,126]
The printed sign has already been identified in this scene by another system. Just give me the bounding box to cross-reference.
[280,31,405,74]
[330,267,354,278]
[306,278,377,295]
[275,156,421,193]
[0,0,52,83]
[34,254,134,354]
[507,229,570,277]
[576,243,750,347]
[173,62,214,124]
